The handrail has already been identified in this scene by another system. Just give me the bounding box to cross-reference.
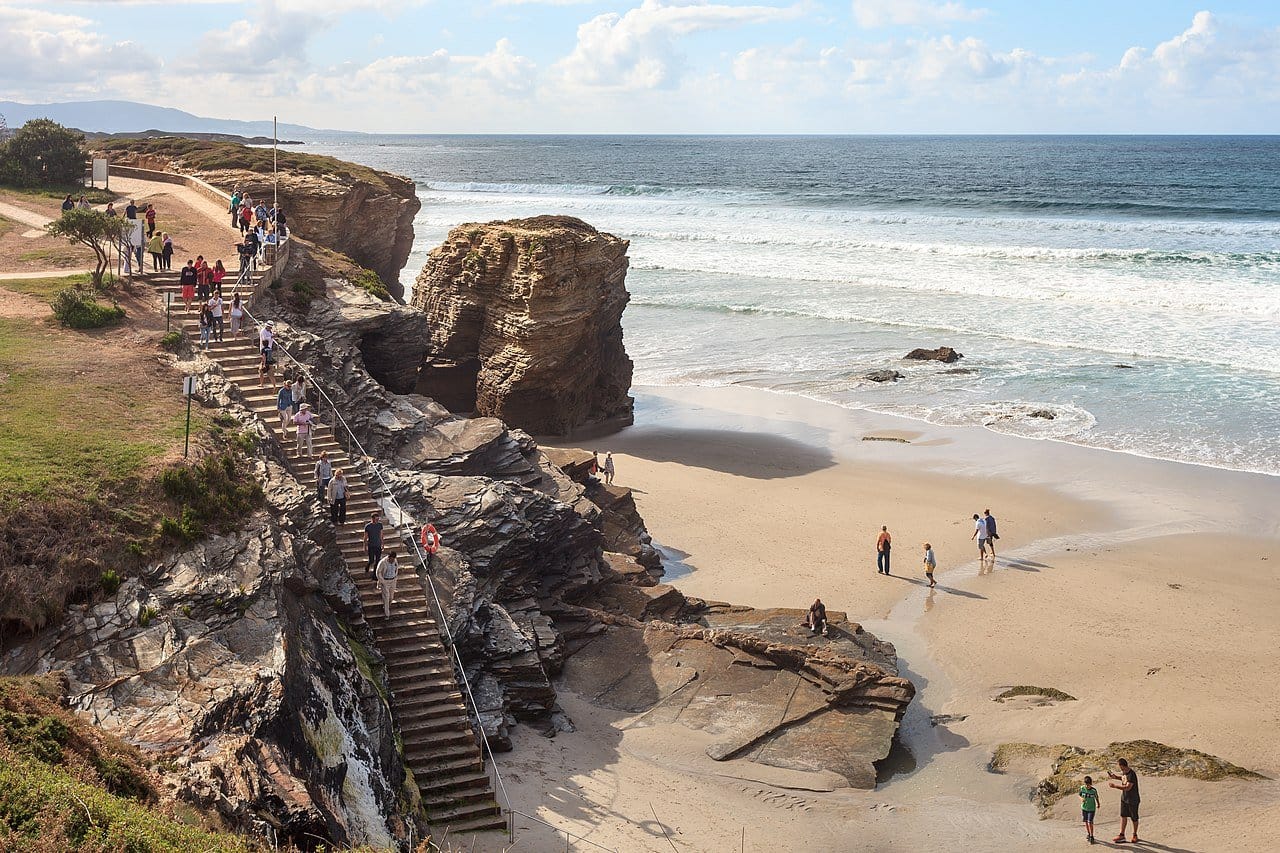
[234,302,515,829]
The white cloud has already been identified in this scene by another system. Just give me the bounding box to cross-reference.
[555,0,801,90]
[0,5,154,86]
[852,0,986,29]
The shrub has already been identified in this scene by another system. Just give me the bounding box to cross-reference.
[51,288,126,330]
[350,268,390,300]
[157,453,262,543]
[0,119,85,187]
[137,606,158,628]
[159,331,183,352]
[99,569,122,596]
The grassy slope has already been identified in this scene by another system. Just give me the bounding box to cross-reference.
[0,675,255,852]
[0,272,97,301]
[94,137,395,190]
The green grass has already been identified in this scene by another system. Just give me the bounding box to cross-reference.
[18,247,87,265]
[0,676,255,852]
[351,268,390,300]
[0,272,94,301]
[0,184,115,205]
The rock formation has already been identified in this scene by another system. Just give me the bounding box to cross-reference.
[93,140,421,299]
[904,346,963,363]
[1,457,416,849]
[410,216,634,436]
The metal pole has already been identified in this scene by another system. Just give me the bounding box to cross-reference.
[183,388,192,458]
[273,116,278,211]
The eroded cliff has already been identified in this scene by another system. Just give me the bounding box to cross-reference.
[410,216,635,436]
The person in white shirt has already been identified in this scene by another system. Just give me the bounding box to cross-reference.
[376,552,399,617]
[292,402,316,457]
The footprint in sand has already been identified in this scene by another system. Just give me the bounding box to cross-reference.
[740,786,813,811]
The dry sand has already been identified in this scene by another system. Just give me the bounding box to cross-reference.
[477,385,1279,852]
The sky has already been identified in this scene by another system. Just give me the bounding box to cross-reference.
[1,0,1278,133]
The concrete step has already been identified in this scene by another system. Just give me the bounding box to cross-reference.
[391,683,464,706]
[423,786,497,810]
[406,751,484,775]
[415,768,493,795]
[433,812,508,835]
[430,800,502,826]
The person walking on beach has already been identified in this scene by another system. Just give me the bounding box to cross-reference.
[1108,758,1141,843]
[293,402,316,457]
[276,380,294,434]
[314,452,332,504]
[590,452,600,481]
[923,542,937,587]
[876,526,892,575]
[161,233,173,270]
[229,294,244,337]
[364,512,384,577]
[327,469,348,526]
[179,260,197,312]
[376,551,399,618]
[807,598,828,636]
[972,513,990,561]
[603,452,616,485]
[983,509,999,559]
[1080,775,1101,844]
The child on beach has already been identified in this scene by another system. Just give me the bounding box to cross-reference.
[1080,776,1100,844]
[923,543,937,587]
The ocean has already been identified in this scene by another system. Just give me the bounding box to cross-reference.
[300,135,1280,476]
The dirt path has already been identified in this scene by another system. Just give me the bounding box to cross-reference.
[0,200,55,237]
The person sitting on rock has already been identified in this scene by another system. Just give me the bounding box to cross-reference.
[807,598,828,636]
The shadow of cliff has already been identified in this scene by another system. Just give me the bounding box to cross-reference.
[603,426,836,480]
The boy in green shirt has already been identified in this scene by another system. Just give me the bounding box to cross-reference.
[1080,775,1100,843]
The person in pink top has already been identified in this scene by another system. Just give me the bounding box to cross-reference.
[292,402,316,457]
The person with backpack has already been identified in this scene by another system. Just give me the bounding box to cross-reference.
[229,190,242,228]
[876,526,892,575]
[983,509,999,560]
[376,551,399,618]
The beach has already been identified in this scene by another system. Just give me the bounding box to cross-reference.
[489,384,1280,852]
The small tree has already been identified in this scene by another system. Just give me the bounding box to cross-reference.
[0,118,85,187]
[46,209,126,289]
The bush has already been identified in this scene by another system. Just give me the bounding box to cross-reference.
[0,119,85,187]
[51,288,125,330]
[159,331,183,352]
[99,569,121,596]
[157,453,262,544]
[351,268,390,300]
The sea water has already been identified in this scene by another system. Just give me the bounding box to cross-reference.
[300,135,1280,476]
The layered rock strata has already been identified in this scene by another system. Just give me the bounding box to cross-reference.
[1,458,416,849]
[410,216,634,435]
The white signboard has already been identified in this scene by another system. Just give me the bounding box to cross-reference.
[92,158,108,186]
[127,218,144,249]
[182,376,197,396]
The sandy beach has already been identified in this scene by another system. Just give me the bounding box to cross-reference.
[485,384,1280,852]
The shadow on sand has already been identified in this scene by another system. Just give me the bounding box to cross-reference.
[606,426,836,480]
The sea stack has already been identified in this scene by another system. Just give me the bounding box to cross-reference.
[411,215,634,436]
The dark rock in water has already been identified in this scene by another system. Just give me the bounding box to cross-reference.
[1114,363,1136,369]
[942,367,975,375]
[904,346,963,363]
[865,369,904,383]
[930,714,969,727]
[1029,409,1057,420]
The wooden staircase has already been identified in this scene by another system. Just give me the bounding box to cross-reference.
[162,279,506,836]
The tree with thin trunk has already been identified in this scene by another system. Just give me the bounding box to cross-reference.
[46,209,126,290]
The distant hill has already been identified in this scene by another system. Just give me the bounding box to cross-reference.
[0,100,346,138]
[82,129,305,146]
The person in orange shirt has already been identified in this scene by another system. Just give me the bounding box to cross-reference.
[876,526,892,575]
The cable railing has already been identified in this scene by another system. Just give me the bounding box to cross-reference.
[232,301,516,835]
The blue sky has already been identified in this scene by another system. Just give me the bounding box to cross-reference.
[2,1,1278,132]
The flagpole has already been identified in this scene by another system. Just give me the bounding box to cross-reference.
[273,116,278,211]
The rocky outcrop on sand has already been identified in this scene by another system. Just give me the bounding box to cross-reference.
[94,141,421,298]
[410,216,634,435]
[0,460,416,849]
[905,346,963,363]
[990,740,1267,816]
[559,606,915,788]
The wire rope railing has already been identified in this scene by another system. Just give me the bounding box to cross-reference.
[232,301,515,835]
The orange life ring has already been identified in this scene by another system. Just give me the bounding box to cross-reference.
[420,523,441,554]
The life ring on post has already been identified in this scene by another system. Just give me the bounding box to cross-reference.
[420,523,441,554]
